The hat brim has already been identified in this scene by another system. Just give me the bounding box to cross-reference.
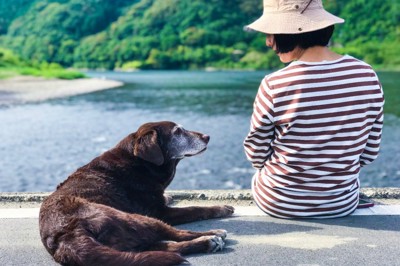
[245,9,344,34]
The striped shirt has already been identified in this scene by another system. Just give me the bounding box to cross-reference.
[243,55,384,219]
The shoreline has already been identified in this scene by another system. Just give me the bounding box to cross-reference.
[0,76,124,105]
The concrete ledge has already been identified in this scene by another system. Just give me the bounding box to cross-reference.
[359,187,400,199]
[0,192,50,203]
[1,188,399,204]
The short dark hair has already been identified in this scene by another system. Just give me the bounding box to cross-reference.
[273,25,335,54]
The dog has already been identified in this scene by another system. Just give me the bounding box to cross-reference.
[39,121,235,266]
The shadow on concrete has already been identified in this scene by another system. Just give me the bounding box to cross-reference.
[297,215,400,232]
[176,216,321,236]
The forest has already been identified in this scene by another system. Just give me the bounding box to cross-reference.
[0,0,398,70]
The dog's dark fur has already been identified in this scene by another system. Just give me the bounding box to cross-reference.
[39,121,234,266]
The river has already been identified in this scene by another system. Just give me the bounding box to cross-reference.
[0,70,399,192]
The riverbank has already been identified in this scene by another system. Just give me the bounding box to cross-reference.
[0,75,124,106]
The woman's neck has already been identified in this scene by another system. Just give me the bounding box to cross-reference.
[297,46,343,62]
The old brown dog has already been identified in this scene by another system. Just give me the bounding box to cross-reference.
[39,121,234,266]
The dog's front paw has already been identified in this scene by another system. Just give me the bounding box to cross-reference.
[215,205,235,217]
[199,236,225,253]
[210,236,225,252]
[224,205,235,215]
[208,229,227,240]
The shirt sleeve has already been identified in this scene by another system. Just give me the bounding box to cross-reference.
[243,78,275,169]
[360,73,384,167]
[360,107,383,167]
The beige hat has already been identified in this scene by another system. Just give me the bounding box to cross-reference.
[245,0,344,34]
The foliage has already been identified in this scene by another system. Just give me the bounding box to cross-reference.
[0,0,398,70]
[0,47,85,79]
[328,0,399,69]
[0,0,34,34]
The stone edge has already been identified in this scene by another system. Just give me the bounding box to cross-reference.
[0,188,400,203]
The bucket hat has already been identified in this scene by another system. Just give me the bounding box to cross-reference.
[245,0,344,34]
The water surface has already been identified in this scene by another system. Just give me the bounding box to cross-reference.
[0,71,398,192]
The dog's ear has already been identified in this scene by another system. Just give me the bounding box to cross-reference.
[134,130,164,166]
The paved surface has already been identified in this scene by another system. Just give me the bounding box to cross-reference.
[0,189,399,266]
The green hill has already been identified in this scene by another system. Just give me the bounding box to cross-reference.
[0,0,398,70]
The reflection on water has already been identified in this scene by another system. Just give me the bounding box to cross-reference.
[0,70,399,192]
[72,71,263,115]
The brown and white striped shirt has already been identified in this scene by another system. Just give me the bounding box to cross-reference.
[244,55,384,218]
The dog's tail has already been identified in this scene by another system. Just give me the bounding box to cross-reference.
[52,235,186,266]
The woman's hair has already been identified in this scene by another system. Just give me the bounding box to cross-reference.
[273,25,334,54]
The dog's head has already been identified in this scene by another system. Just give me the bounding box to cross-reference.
[133,121,210,166]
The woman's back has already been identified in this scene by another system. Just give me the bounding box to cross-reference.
[244,55,384,218]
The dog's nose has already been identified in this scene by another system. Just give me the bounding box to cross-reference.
[202,134,210,143]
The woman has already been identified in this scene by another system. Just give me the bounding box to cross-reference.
[243,0,384,218]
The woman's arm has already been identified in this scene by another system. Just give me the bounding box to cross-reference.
[243,79,275,169]
[360,108,384,167]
